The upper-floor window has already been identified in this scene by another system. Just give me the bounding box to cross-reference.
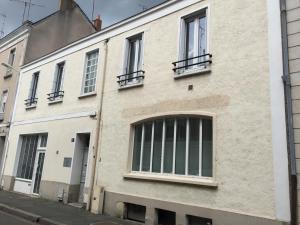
[131,116,213,178]
[118,33,144,88]
[48,62,65,101]
[82,50,99,94]
[25,72,39,107]
[6,48,16,76]
[0,90,8,114]
[173,9,212,75]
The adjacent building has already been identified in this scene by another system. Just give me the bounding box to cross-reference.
[0,0,96,195]
[0,0,296,225]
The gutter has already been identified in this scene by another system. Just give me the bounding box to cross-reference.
[280,0,298,224]
[86,38,109,212]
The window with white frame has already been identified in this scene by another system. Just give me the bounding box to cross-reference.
[173,9,211,74]
[131,116,213,177]
[82,50,99,94]
[0,90,8,113]
[6,48,16,75]
[118,33,144,87]
[16,134,47,180]
[48,62,65,101]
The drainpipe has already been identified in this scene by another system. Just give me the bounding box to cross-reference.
[87,38,109,212]
[280,0,297,224]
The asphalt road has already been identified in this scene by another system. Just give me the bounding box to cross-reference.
[0,211,34,225]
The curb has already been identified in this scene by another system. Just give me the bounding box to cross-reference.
[0,203,67,225]
[0,203,40,222]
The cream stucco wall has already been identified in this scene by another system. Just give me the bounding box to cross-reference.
[1,0,288,222]
[92,0,278,221]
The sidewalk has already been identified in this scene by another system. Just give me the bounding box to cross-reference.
[0,190,135,225]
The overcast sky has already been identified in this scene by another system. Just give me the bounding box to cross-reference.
[0,0,166,37]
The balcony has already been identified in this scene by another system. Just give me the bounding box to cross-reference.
[4,68,13,79]
[172,53,212,78]
[47,90,64,103]
[117,70,145,89]
[24,98,38,108]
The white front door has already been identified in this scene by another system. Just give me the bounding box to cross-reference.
[14,134,47,195]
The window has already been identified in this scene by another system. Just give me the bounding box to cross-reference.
[187,215,212,225]
[173,9,212,74]
[0,90,8,113]
[132,116,213,177]
[157,209,176,225]
[48,62,65,101]
[125,203,146,223]
[118,33,144,87]
[16,135,47,181]
[82,50,99,94]
[6,48,16,76]
[16,135,39,180]
[25,72,39,107]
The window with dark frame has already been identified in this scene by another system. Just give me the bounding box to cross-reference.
[187,215,212,225]
[25,72,39,107]
[117,33,144,87]
[131,116,213,178]
[48,62,65,101]
[125,203,146,223]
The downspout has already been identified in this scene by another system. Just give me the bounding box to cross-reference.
[87,38,109,211]
[280,0,297,224]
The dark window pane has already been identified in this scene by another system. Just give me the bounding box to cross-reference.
[126,203,146,223]
[188,215,212,225]
[202,119,213,177]
[175,119,186,175]
[152,120,163,172]
[157,209,176,225]
[132,125,142,171]
[163,119,174,173]
[188,118,200,175]
[142,123,152,171]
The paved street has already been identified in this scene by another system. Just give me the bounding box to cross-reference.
[0,211,34,225]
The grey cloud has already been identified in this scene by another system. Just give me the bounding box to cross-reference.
[0,0,166,37]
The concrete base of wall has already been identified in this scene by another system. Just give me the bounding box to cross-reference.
[39,181,80,204]
[103,191,286,225]
[2,175,15,191]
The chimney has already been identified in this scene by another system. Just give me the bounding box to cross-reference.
[93,15,102,31]
[59,0,75,11]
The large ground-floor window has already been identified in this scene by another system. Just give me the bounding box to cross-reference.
[131,116,213,177]
[16,134,47,180]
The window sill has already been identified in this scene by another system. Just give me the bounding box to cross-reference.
[118,82,143,91]
[4,73,12,79]
[48,99,63,105]
[25,105,37,110]
[123,173,218,187]
[78,92,97,99]
[174,67,211,79]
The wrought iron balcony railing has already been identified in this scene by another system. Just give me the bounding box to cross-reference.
[47,90,64,101]
[25,97,38,107]
[117,70,145,87]
[172,53,212,74]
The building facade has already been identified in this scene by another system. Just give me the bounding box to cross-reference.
[0,0,96,195]
[0,22,32,181]
[1,0,294,225]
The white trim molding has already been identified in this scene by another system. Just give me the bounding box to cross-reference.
[267,0,291,222]
[12,111,97,126]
